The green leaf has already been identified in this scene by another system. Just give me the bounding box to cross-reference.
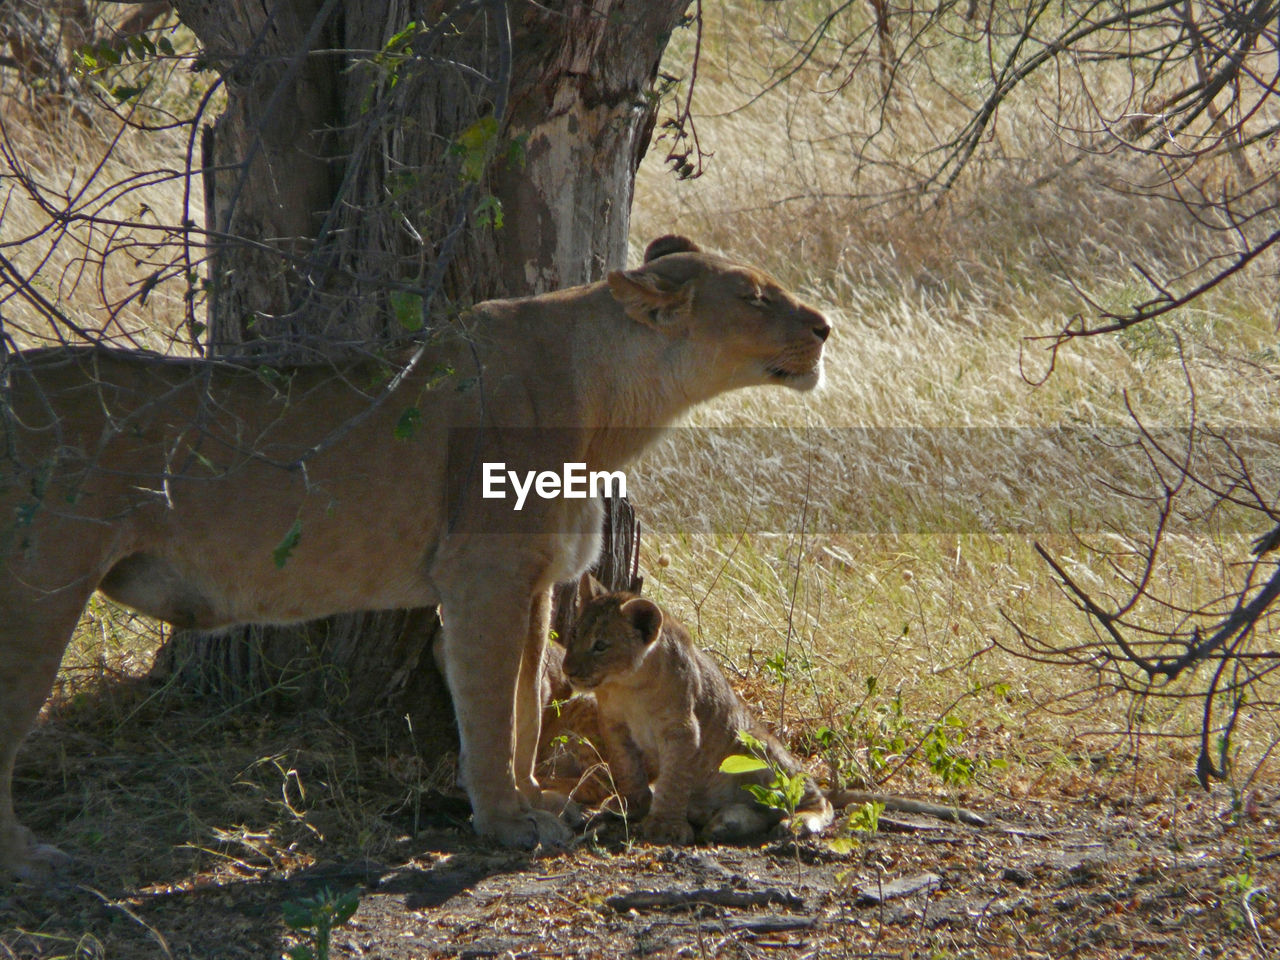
[384,20,419,54]
[390,290,423,331]
[111,84,144,102]
[782,771,806,809]
[505,133,529,168]
[473,194,504,229]
[157,36,175,56]
[825,837,857,855]
[719,754,770,775]
[743,783,783,807]
[394,407,421,440]
[282,899,313,930]
[332,890,359,925]
[452,115,498,182]
[272,519,303,569]
[736,731,767,754]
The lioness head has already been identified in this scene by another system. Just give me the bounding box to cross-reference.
[562,573,665,692]
[606,236,831,392]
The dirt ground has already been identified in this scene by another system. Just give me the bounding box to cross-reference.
[2,694,1277,959]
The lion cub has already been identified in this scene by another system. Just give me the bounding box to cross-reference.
[562,575,833,844]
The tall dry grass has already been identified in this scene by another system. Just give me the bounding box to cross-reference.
[627,2,1280,793]
[0,41,207,353]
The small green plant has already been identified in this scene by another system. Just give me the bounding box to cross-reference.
[847,800,883,835]
[283,888,360,960]
[761,651,789,685]
[1219,841,1264,933]
[812,677,1006,790]
[921,716,976,786]
[719,731,808,830]
[826,800,885,856]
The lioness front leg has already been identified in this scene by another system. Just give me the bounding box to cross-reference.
[436,584,574,849]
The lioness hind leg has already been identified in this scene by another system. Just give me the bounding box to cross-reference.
[436,583,574,850]
[0,592,89,881]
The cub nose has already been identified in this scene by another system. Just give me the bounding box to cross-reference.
[812,316,831,342]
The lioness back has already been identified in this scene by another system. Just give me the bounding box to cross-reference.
[561,575,832,843]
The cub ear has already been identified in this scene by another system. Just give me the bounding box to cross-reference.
[606,265,693,330]
[578,572,608,610]
[643,234,700,262]
[619,596,664,645]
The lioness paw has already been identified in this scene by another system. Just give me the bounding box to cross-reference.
[640,815,694,846]
[475,809,574,850]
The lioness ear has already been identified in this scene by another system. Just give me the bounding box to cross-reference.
[643,234,700,263]
[578,572,607,609]
[619,597,663,645]
[607,267,693,330]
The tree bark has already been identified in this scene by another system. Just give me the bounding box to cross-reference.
[157,0,684,748]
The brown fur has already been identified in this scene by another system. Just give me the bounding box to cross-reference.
[0,236,830,878]
[561,575,834,844]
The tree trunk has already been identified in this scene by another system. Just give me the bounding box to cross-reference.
[156,0,684,749]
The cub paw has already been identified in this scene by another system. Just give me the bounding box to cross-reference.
[474,808,574,850]
[640,815,694,845]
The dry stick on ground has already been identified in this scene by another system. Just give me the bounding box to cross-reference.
[830,790,987,828]
[607,886,805,913]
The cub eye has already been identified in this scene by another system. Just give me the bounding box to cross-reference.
[591,638,609,654]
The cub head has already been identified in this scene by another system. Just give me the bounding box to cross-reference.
[606,235,831,392]
[562,573,664,692]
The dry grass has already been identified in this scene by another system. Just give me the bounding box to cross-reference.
[0,34,208,353]
[626,1,1280,795]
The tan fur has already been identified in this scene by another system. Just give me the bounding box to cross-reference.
[534,642,614,805]
[0,235,830,878]
[561,575,834,844]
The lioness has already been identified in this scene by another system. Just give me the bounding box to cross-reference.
[562,575,835,844]
[0,235,830,880]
